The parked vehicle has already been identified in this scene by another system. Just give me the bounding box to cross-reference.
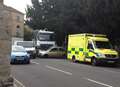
[10,45,30,64]
[67,33,119,66]
[39,46,65,58]
[14,41,36,59]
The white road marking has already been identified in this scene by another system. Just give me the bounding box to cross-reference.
[104,69,119,74]
[31,61,39,65]
[85,78,113,87]
[14,84,17,87]
[14,78,25,87]
[46,65,72,75]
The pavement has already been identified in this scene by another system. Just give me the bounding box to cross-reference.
[11,58,120,87]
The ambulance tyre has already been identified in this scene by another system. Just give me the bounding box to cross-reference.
[113,62,119,67]
[72,56,76,63]
[91,57,98,66]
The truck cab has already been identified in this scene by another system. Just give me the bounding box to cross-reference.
[32,30,56,57]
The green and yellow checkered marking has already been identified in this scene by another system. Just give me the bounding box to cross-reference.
[67,47,84,60]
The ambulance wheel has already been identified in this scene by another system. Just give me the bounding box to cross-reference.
[92,58,98,66]
[72,56,76,63]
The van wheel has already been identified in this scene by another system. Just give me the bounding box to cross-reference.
[26,60,30,64]
[72,56,76,63]
[113,62,119,67]
[32,54,36,59]
[92,58,98,66]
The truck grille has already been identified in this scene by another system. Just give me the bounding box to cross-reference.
[16,56,25,58]
[105,54,116,58]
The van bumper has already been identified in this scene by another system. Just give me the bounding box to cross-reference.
[97,58,120,63]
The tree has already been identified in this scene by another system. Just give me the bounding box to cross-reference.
[24,25,33,41]
[25,0,120,45]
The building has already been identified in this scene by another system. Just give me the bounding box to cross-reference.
[3,1,24,44]
[4,6,24,38]
[0,0,24,38]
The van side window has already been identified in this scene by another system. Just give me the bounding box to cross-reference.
[87,42,94,49]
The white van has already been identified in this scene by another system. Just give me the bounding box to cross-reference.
[14,41,36,59]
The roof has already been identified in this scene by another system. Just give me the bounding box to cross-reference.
[4,5,24,15]
[69,33,106,37]
[38,30,54,34]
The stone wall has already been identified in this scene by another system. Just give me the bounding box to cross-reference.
[0,1,13,86]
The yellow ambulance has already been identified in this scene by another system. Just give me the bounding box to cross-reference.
[67,33,119,65]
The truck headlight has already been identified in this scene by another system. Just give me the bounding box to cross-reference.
[96,53,106,58]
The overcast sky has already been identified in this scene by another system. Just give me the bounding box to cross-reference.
[4,0,32,13]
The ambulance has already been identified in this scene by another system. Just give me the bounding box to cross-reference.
[67,33,119,65]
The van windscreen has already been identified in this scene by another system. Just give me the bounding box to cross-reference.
[17,42,33,48]
[95,41,112,49]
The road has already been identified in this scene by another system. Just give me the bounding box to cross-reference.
[11,58,120,87]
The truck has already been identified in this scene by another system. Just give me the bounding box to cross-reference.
[67,33,119,66]
[32,30,56,57]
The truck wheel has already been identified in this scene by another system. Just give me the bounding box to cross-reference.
[72,56,76,63]
[44,54,48,58]
[25,59,30,64]
[32,54,36,59]
[92,58,98,66]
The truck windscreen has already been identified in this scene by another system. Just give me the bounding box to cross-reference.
[37,33,55,41]
[95,41,113,49]
[39,44,53,51]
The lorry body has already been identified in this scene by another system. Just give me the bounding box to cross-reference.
[32,30,56,57]
[67,33,119,65]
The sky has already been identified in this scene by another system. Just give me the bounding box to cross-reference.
[4,0,32,14]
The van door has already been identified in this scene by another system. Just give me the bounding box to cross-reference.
[85,41,95,62]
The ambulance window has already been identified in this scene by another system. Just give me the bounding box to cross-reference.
[88,42,94,49]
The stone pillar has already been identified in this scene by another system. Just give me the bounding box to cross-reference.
[0,1,13,87]
[0,0,3,4]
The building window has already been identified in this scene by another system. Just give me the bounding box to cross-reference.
[16,25,21,37]
[17,16,20,22]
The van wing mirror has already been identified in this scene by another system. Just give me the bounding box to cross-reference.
[89,49,93,52]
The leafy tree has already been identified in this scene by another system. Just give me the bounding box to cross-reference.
[24,25,33,41]
[25,0,120,45]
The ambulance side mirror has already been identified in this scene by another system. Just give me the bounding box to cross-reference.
[89,49,94,52]
[88,43,94,50]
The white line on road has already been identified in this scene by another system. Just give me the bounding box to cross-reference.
[46,65,72,75]
[85,78,113,87]
[104,69,119,74]
[14,84,17,87]
[14,78,25,87]
[31,61,39,65]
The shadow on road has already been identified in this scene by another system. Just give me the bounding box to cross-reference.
[72,61,120,68]
[36,57,67,60]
